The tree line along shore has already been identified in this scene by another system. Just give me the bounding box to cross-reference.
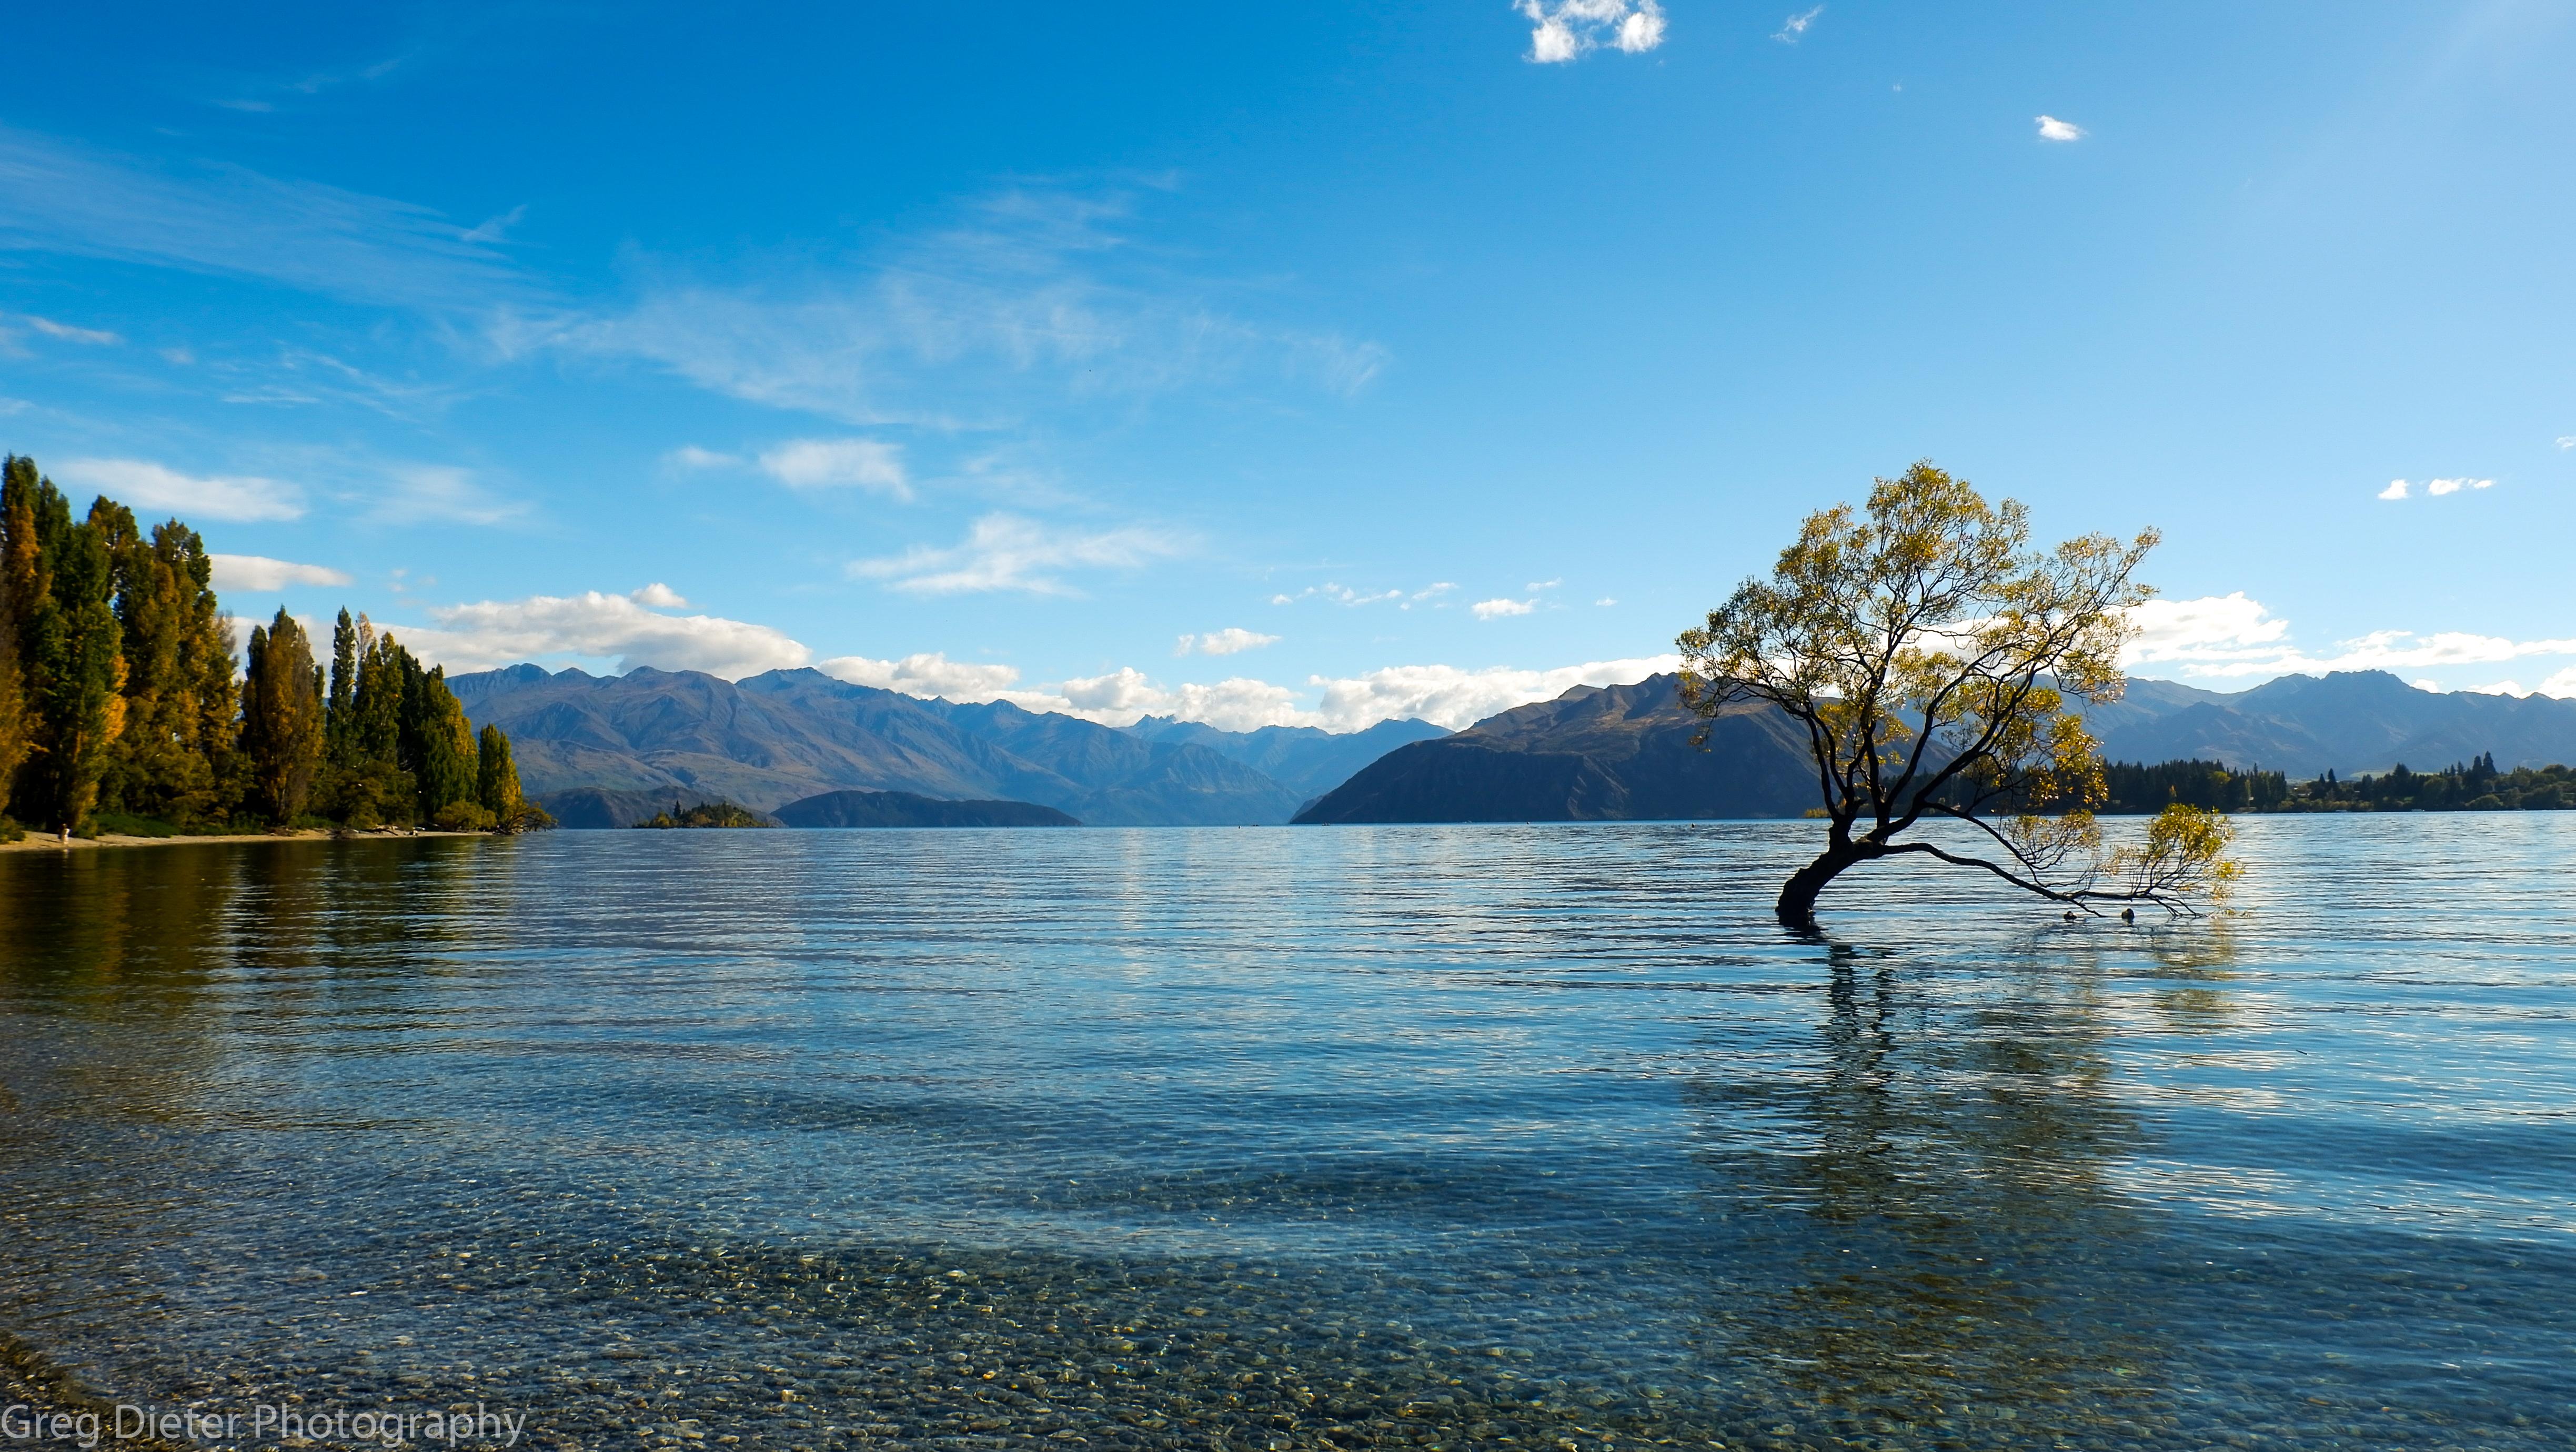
[0,455,546,844]
[2084,754,2576,813]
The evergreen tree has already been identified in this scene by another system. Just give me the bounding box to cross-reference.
[238,608,324,825]
[476,722,522,823]
[327,608,357,761]
[6,461,126,832]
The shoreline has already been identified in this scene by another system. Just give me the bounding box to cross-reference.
[0,827,488,854]
[0,1334,182,1452]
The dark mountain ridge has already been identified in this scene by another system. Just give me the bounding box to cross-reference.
[1296,669,2576,825]
[1295,677,1817,823]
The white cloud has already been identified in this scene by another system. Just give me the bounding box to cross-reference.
[1515,1,1667,63]
[2122,592,2291,669]
[23,315,120,345]
[2121,591,2576,683]
[369,464,526,526]
[1774,5,1823,42]
[53,457,305,522]
[849,512,1190,595]
[406,586,810,678]
[2382,476,2496,500]
[816,651,1023,701]
[2037,115,2086,142]
[1526,578,1562,591]
[1307,656,1681,731]
[2557,436,2574,450]
[757,437,911,499]
[1473,597,1538,619]
[631,582,688,608]
[2539,666,2576,699]
[209,554,353,591]
[1595,597,1617,607]
[1177,627,1279,657]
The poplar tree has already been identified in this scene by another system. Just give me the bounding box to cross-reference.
[239,608,324,825]
[5,460,126,833]
[0,461,34,810]
[476,722,522,823]
[97,508,230,825]
[407,662,480,822]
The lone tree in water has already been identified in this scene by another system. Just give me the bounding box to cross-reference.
[1677,462,2240,929]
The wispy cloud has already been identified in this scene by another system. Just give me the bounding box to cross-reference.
[2378,479,2410,500]
[1176,627,1279,657]
[757,438,911,499]
[409,584,809,678]
[2036,115,2086,143]
[54,457,305,522]
[506,186,1386,427]
[0,125,525,311]
[1774,6,1823,43]
[849,512,1190,595]
[1472,597,1537,619]
[21,315,121,346]
[214,54,408,115]
[459,204,527,246]
[367,464,527,526]
[209,554,353,591]
[2558,436,2574,450]
[1516,0,1667,63]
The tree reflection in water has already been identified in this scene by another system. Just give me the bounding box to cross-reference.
[1684,935,2229,1446]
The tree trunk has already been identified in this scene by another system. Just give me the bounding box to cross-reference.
[1776,841,1880,930]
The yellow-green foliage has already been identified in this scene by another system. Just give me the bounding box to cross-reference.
[1677,460,2238,920]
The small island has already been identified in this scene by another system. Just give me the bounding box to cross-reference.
[632,800,773,829]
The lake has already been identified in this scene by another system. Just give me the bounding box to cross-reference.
[2,817,2570,1450]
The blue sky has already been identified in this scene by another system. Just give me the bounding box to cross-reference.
[4,1,2572,729]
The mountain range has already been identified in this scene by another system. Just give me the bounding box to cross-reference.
[1296,670,2576,824]
[449,664,1444,828]
[453,662,2576,830]
[2071,671,2576,777]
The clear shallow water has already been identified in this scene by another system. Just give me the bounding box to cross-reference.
[1,817,2570,1452]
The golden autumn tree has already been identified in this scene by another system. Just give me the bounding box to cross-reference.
[1677,462,2240,929]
